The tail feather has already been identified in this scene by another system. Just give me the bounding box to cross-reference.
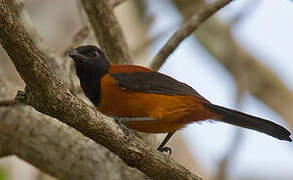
[205,103,292,142]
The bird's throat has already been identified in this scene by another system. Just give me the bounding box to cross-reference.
[80,76,102,106]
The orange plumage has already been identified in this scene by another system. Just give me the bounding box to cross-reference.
[98,65,217,133]
[69,45,291,153]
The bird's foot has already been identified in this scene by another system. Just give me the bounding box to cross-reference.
[157,146,172,156]
[113,117,130,136]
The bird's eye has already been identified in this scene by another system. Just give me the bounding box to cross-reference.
[90,51,99,58]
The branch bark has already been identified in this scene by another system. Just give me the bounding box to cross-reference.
[0,75,146,180]
[1,1,147,179]
[80,0,132,64]
[0,1,201,179]
[3,0,159,179]
[150,0,233,71]
[6,0,64,74]
[0,106,145,180]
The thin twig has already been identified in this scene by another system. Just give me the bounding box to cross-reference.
[81,0,132,64]
[172,0,293,130]
[150,0,233,71]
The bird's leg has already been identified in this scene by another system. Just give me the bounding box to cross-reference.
[113,116,175,155]
[108,115,159,136]
[114,117,159,123]
[157,132,175,156]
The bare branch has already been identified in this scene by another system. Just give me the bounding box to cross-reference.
[150,0,233,71]
[6,0,71,87]
[0,105,145,180]
[0,1,202,179]
[0,75,145,180]
[81,0,132,64]
[169,0,293,133]
[190,4,293,129]
[3,0,148,179]
[6,0,41,45]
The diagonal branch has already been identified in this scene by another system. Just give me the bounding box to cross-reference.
[6,0,71,87]
[0,1,201,179]
[0,105,145,180]
[171,0,293,130]
[81,0,132,64]
[0,77,145,179]
[150,0,233,71]
[2,0,148,179]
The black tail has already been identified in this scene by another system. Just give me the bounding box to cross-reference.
[205,103,292,142]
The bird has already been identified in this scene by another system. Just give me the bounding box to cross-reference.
[69,45,291,154]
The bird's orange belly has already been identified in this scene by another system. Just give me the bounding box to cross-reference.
[97,75,214,133]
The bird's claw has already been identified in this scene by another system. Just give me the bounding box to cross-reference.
[158,146,172,156]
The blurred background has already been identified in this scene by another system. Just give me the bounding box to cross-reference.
[0,0,292,179]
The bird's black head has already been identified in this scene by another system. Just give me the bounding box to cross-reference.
[69,45,110,80]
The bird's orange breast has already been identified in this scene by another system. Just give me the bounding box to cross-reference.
[97,72,215,133]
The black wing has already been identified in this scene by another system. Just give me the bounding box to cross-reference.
[110,71,208,101]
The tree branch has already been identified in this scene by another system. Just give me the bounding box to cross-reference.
[0,1,201,179]
[6,0,72,87]
[150,0,233,71]
[2,1,148,179]
[4,1,160,179]
[81,0,132,64]
[0,58,145,180]
[0,105,145,180]
[172,0,293,130]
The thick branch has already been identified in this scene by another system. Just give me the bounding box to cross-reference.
[6,0,71,86]
[0,1,201,179]
[3,1,157,179]
[81,0,132,64]
[0,105,146,180]
[2,1,149,179]
[150,0,233,71]
[0,72,141,180]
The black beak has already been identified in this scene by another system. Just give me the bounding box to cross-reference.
[68,49,93,63]
[68,50,81,60]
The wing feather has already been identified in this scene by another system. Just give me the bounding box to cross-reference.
[110,71,209,102]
